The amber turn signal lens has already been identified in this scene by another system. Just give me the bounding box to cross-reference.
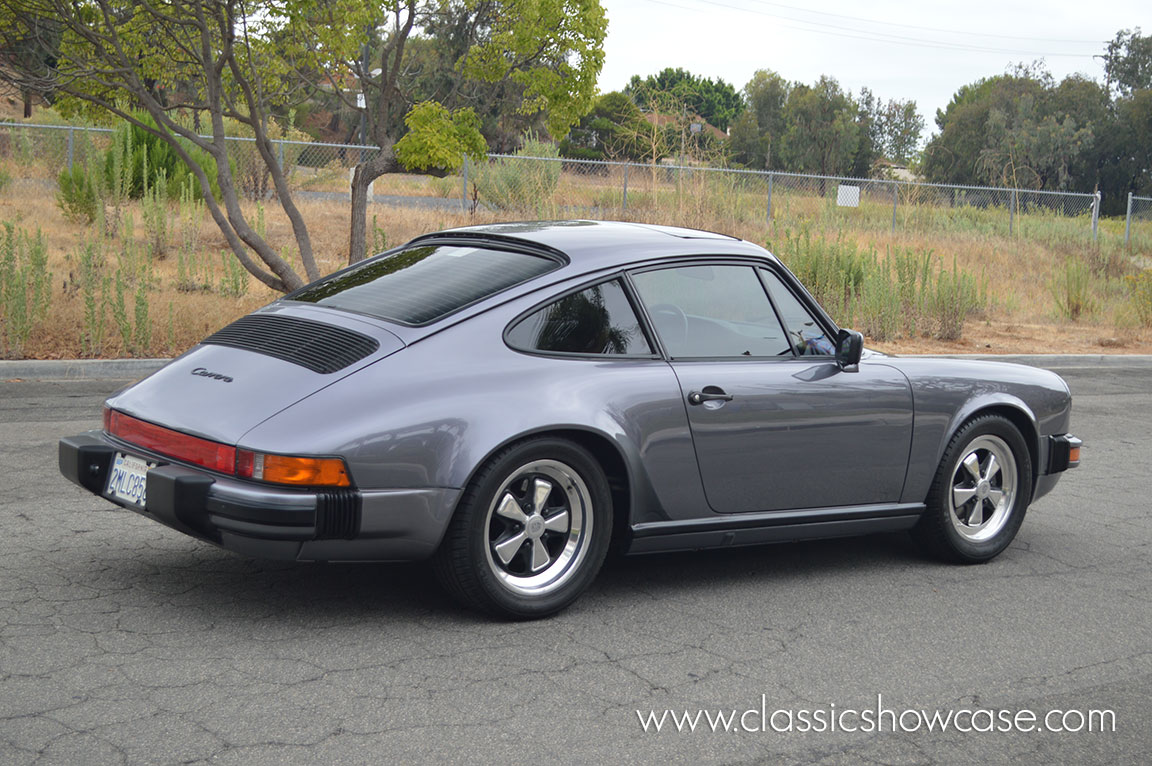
[235,449,351,487]
[1068,446,1081,463]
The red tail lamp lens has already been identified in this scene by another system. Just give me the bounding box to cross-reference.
[104,408,236,474]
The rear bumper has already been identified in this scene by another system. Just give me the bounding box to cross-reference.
[59,431,460,561]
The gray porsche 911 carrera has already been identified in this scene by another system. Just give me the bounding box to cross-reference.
[60,221,1081,618]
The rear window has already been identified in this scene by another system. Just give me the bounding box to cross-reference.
[289,244,562,325]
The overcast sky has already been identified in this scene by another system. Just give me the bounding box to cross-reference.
[596,0,1150,137]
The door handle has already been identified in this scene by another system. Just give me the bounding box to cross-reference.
[688,388,734,405]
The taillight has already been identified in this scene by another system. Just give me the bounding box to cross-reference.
[104,408,352,487]
[105,408,236,474]
[236,449,351,487]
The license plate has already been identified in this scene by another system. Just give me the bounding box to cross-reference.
[105,452,157,508]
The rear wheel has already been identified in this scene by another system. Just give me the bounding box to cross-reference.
[913,414,1033,563]
[433,437,611,618]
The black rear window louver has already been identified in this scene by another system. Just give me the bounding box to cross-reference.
[202,314,379,374]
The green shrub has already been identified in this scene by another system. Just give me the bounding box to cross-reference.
[105,115,222,201]
[56,165,99,223]
[1049,258,1096,321]
[926,257,984,340]
[1125,270,1152,327]
[474,134,561,213]
[0,222,53,358]
[0,168,10,194]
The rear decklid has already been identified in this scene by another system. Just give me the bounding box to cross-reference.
[106,305,405,445]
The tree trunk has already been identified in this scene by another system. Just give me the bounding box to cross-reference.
[23,90,32,118]
[348,146,398,264]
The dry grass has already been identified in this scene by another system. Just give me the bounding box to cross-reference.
[1,173,1150,360]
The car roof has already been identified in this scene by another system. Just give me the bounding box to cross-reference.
[407,220,776,277]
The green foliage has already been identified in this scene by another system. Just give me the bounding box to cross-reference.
[780,77,859,177]
[474,134,561,212]
[925,257,984,340]
[141,167,170,259]
[371,214,388,255]
[1125,270,1152,326]
[395,102,488,173]
[0,168,10,194]
[56,164,99,224]
[217,251,249,298]
[559,91,646,161]
[1049,258,1097,321]
[1105,28,1152,96]
[772,227,985,341]
[625,67,744,131]
[0,222,53,358]
[77,239,109,356]
[105,116,222,201]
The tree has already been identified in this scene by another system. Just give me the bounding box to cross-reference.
[0,0,323,292]
[779,76,858,180]
[728,69,789,169]
[877,99,924,164]
[921,73,1047,185]
[274,0,607,263]
[1104,28,1152,96]
[624,67,744,131]
[558,91,645,161]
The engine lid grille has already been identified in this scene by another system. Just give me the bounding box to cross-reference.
[202,314,380,374]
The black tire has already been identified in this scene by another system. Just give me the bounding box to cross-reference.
[432,437,612,619]
[912,414,1033,564]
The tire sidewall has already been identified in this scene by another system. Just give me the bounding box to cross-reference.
[462,438,612,618]
[931,416,1033,561]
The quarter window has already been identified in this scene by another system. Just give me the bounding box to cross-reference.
[507,279,652,355]
[630,265,792,358]
[760,270,834,356]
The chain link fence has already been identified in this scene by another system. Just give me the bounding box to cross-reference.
[1126,194,1152,251]
[0,121,1123,247]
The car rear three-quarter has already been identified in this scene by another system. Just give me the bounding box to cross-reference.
[60,221,1082,619]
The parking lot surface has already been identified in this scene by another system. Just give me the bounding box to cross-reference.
[1,362,1149,764]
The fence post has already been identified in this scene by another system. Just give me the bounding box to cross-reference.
[277,140,285,172]
[67,127,74,171]
[622,163,629,212]
[461,157,469,208]
[1009,190,1016,235]
[1125,192,1133,247]
[891,181,898,234]
[766,172,773,225]
[1091,191,1101,242]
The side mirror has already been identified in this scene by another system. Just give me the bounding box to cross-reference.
[835,329,863,371]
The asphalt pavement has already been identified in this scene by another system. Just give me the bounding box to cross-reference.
[1,359,1149,764]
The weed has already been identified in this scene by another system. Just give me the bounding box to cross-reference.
[1050,258,1097,321]
[372,214,388,255]
[0,223,53,357]
[78,239,109,356]
[1125,270,1152,327]
[56,165,99,224]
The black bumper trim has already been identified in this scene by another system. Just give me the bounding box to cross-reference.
[1046,434,1082,474]
[60,433,362,543]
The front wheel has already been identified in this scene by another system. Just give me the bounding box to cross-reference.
[912,414,1033,563]
[433,438,612,618]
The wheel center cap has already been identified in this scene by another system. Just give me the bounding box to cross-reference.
[976,480,990,499]
[526,515,545,538]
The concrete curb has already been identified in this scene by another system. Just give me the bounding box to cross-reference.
[1,359,170,381]
[4,354,1152,381]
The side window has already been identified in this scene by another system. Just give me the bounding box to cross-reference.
[506,279,652,355]
[630,265,792,358]
[760,269,834,356]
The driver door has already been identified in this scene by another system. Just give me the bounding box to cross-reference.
[629,262,913,514]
